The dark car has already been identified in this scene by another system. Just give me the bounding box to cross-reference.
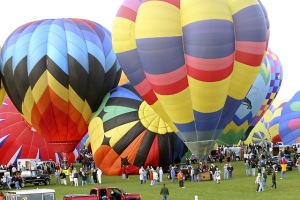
[20,169,51,187]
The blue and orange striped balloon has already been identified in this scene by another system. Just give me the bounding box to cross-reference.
[112,0,269,159]
[0,18,121,153]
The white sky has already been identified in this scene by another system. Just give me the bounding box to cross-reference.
[0,0,298,102]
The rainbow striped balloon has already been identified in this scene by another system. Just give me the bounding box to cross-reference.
[112,0,269,159]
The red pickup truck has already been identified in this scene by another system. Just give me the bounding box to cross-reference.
[63,186,142,200]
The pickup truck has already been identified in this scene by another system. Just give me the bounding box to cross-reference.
[20,169,51,187]
[63,187,142,200]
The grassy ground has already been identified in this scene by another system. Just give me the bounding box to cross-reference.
[2,161,300,200]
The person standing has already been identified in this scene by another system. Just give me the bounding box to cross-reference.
[73,169,79,187]
[153,170,159,186]
[139,166,145,184]
[121,165,126,180]
[177,170,184,188]
[215,167,221,184]
[160,183,169,200]
[296,156,300,172]
[170,167,176,184]
[262,170,268,189]
[97,168,102,184]
[159,167,163,183]
[223,164,228,180]
[271,171,277,189]
[251,159,256,176]
[255,173,264,192]
[81,171,88,186]
[55,169,60,185]
[245,160,251,176]
[227,163,234,179]
[92,168,97,184]
[69,170,74,186]
[280,161,287,179]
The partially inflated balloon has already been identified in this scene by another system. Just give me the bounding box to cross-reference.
[217,52,271,145]
[0,19,121,153]
[217,48,282,145]
[0,95,78,166]
[278,91,300,145]
[112,0,269,159]
[243,48,283,137]
[89,83,187,175]
[0,46,6,105]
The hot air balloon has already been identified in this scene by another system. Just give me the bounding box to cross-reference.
[112,0,269,159]
[278,91,300,145]
[89,83,187,175]
[217,48,282,145]
[0,46,6,105]
[261,99,286,143]
[0,19,121,153]
[0,95,52,166]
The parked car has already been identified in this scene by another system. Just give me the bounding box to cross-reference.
[63,186,142,200]
[20,169,51,187]
[167,163,191,180]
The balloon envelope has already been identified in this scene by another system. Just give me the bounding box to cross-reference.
[112,0,269,159]
[0,18,121,153]
[279,91,300,145]
[218,48,282,145]
[89,83,187,175]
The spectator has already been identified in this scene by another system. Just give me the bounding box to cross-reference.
[97,168,102,184]
[223,164,228,180]
[271,171,277,189]
[81,171,88,186]
[159,167,163,183]
[60,171,67,185]
[55,169,60,185]
[73,169,79,187]
[160,184,169,200]
[227,163,234,179]
[215,167,221,184]
[177,170,184,188]
[170,167,176,184]
[12,174,21,190]
[255,173,264,192]
[245,160,250,176]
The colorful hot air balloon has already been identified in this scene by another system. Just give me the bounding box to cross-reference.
[0,19,121,153]
[217,48,282,145]
[89,83,187,175]
[112,0,269,159]
[278,91,300,145]
[217,53,271,145]
[243,48,283,137]
[0,95,55,166]
[0,46,6,105]
[261,100,286,143]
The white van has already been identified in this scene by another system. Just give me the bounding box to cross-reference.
[5,188,55,200]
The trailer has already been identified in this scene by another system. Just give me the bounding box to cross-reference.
[17,158,41,171]
[5,188,55,200]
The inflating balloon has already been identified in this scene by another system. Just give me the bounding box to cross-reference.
[112,0,269,159]
[0,18,121,153]
[89,83,187,175]
[0,95,78,166]
[278,91,300,145]
[218,48,282,145]
[217,53,271,145]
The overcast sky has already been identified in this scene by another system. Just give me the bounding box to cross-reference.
[0,0,298,102]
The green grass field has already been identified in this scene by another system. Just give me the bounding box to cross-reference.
[2,161,300,200]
